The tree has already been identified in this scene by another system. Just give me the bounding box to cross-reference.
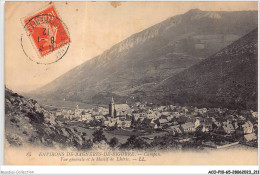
[120,135,150,149]
[126,135,137,145]
[89,120,102,127]
[109,137,119,148]
[81,139,93,150]
[92,129,107,143]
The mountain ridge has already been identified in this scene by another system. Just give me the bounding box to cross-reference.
[27,9,258,107]
[146,28,258,110]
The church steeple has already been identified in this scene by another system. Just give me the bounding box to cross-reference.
[109,97,115,117]
[111,97,114,104]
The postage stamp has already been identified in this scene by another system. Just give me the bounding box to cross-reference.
[21,5,70,64]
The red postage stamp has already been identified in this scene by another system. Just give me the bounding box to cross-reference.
[23,5,70,58]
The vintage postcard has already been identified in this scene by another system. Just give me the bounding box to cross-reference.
[4,1,258,165]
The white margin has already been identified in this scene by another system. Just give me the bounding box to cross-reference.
[0,0,259,175]
[258,0,260,168]
[0,0,5,167]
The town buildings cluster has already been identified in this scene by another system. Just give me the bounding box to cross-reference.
[54,98,258,145]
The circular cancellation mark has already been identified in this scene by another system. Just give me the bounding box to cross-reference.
[21,13,70,65]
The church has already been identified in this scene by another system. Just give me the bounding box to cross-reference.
[109,97,131,117]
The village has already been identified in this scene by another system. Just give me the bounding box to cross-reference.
[53,97,258,149]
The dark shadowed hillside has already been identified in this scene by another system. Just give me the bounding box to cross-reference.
[28,9,257,106]
[5,88,86,148]
[147,28,258,110]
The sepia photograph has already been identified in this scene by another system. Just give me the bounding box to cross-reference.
[3,1,258,166]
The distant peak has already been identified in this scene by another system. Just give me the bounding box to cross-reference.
[186,8,202,14]
[185,9,221,20]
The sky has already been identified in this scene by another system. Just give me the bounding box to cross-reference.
[5,1,258,93]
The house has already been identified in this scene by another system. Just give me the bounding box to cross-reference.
[122,121,132,128]
[92,111,100,116]
[154,111,162,118]
[198,108,207,114]
[172,112,180,118]
[61,109,67,115]
[75,107,83,116]
[169,105,177,111]
[94,115,105,121]
[160,115,168,120]
[170,125,182,135]
[209,108,221,113]
[232,121,239,130]
[187,118,200,128]
[161,112,170,116]
[149,123,158,129]
[142,118,152,127]
[167,115,174,122]
[81,114,92,121]
[180,122,196,133]
[226,115,235,121]
[133,114,140,121]
[111,117,119,122]
[125,115,132,121]
[199,124,208,133]
[253,124,258,131]
[158,106,166,112]
[146,110,157,119]
[64,114,70,119]
[181,107,188,114]
[193,118,201,128]
[241,133,257,142]
[139,113,147,117]
[99,110,109,116]
[74,116,81,121]
[56,111,62,116]
[172,121,179,126]
[207,109,216,117]
[212,118,221,129]
[251,111,258,118]
[115,120,123,128]
[191,112,198,116]
[109,121,117,127]
[177,116,188,124]
[138,104,146,109]
[238,115,246,122]
[220,121,235,134]
[104,120,116,127]
[239,121,254,134]
[69,115,75,120]
[146,113,157,119]
[222,108,228,113]
[137,117,145,122]
[159,119,168,125]
[135,102,141,106]
[203,118,213,131]
[154,119,168,128]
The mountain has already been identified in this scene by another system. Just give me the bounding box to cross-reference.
[29,9,257,106]
[147,28,258,110]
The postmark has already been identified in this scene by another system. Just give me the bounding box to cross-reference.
[21,5,70,64]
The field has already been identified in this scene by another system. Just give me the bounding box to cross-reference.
[35,98,102,111]
[64,121,169,144]
[74,127,130,144]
